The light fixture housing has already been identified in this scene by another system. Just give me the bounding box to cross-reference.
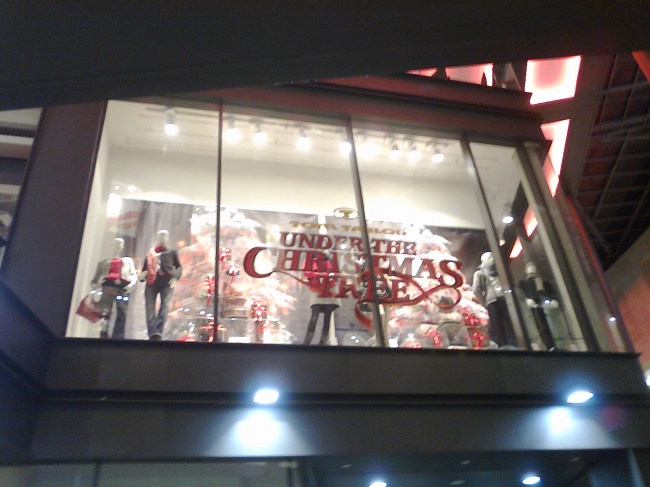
[566,390,594,404]
[522,476,541,485]
[253,127,268,145]
[164,108,179,135]
[432,149,445,163]
[253,389,280,404]
[224,121,242,143]
[407,145,421,162]
[389,143,401,159]
[502,215,515,225]
[296,130,311,150]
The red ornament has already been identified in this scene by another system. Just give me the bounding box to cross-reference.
[403,341,422,349]
[423,328,445,348]
[471,331,487,349]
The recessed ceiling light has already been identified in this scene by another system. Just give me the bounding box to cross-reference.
[114,185,120,190]
[361,141,379,157]
[570,457,580,462]
[460,460,471,465]
[503,215,515,224]
[253,389,279,404]
[522,475,541,485]
[296,130,311,150]
[432,149,445,163]
[339,139,352,155]
[608,316,616,322]
[566,390,594,404]
[341,464,352,469]
[389,143,401,159]
[369,482,386,487]
[450,480,465,486]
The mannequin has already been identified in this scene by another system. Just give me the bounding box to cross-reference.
[303,252,340,345]
[472,252,518,348]
[518,262,557,350]
[140,230,182,340]
[90,238,137,339]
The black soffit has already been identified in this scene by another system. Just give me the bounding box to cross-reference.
[575,53,650,269]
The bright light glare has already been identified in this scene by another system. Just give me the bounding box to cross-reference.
[339,140,352,154]
[407,147,421,162]
[296,134,311,150]
[608,316,616,322]
[164,122,179,135]
[253,389,279,404]
[389,145,401,160]
[502,215,515,224]
[225,127,242,143]
[432,151,445,163]
[510,238,523,259]
[253,130,268,145]
[369,482,387,487]
[566,391,594,404]
[522,476,541,485]
[526,56,581,105]
[361,141,379,157]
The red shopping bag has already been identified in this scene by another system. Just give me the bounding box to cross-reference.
[76,294,103,323]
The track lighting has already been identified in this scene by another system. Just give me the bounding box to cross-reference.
[253,125,268,145]
[389,143,401,159]
[296,130,311,150]
[224,121,242,143]
[432,148,445,163]
[164,108,179,136]
[407,145,421,162]
[360,140,379,157]
[339,136,352,155]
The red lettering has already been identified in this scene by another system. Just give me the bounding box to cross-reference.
[439,259,464,288]
[280,232,297,247]
[386,240,400,254]
[243,247,273,278]
[349,237,363,252]
[275,249,302,271]
[335,277,360,299]
[298,233,316,248]
[388,255,413,275]
[391,278,410,302]
[315,234,333,249]
[415,259,437,279]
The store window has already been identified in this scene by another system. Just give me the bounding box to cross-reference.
[66,94,619,352]
[68,100,218,339]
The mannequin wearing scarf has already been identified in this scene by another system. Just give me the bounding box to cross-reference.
[140,230,182,340]
[472,252,518,348]
[91,238,137,339]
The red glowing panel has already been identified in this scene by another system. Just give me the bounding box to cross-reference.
[525,56,581,105]
[542,158,559,197]
[408,64,493,86]
[541,119,570,177]
[523,207,538,237]
[510,238,523,259]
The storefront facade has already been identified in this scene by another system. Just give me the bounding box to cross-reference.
[1,76,649,485]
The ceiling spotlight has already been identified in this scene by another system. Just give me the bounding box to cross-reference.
[164,108,179,136]
[127,185,136,192]
[253,126,268,145]
[296,130,311,150]
[361,141,379,157]
[608,316,616,322]
[449,481,465,486]
[502,215,515,225]
[369,482,387,487]
[566,390,594,404]
[224,121,242,143]
[522,476,541,485]
[253,389,279,404]
[339,138,352,155]
[407,145,421,162]
[432,148,445,163]
[114,185,120,190]
[389,143,401,159]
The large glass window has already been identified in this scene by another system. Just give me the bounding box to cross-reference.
[68,100,218,339]
[66,94,619,352]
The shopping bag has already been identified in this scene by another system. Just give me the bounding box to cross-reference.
[76,294,103,323]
